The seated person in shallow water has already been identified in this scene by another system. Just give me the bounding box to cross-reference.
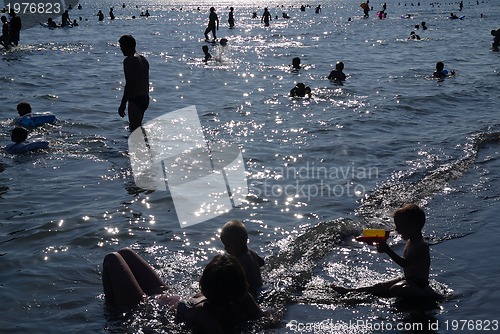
[220,220,265,296]
[328,61,347,82]
[289,82,311,97]
[102,249,268,333]
[433,61,455,78]
[332,203,443,301]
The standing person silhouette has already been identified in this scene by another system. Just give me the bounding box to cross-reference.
[0,16,9,49]
[117,35,150,132]
[61,10,71,27]
[8,9,22,46]
[204,7,219,41]
[228,7,235,28]
[261,7,272,26]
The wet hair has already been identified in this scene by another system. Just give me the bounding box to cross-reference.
[435,61,445,71]
[393,203,426,230]
[336,61,344,71]
[17,102,32,116]
[210,7,215,12]
[11,127,28,144]
[220,220,248,244]
[292,57,301,69]
[199,254,248,305]
[119,34,136,51]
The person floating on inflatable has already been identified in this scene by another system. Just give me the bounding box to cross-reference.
[433,61,455,78]
[5,127,49,154]
[14,102,56,129]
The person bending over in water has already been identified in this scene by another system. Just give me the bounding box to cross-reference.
[118,34,150,132]
[433,61,454,78]
[491,28,500,51]
[220,220,265,296]
[202,45,212,62]
[204,7,219,41]
[408,31,421,40]
[328,61,347,82]
[102,248,268,333]
[332,203,443,301]
[290,82,311,97]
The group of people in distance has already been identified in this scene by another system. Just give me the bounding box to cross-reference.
[289,58,346,98]
[103,203,443,333]
[288,55,458,98]
[0,9,21,49]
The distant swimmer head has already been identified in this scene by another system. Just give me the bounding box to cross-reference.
[336,61,345,71]
[230,7,234,11]
[219,38,228,46]
[11,127,28,144]
[210,7,215,12]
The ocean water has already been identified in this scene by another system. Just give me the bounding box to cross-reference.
[1,0,499,333]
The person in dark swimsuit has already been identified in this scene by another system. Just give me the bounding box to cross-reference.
[118,34,150,132]
[204,7,219,41]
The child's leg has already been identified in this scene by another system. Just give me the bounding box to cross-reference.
[389,280,443,300]
[332,277,403,297]
[117,248,168,295]
[102,251,145,307]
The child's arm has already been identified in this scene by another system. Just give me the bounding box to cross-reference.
[376,242,408,268]
[377,240,426,269]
